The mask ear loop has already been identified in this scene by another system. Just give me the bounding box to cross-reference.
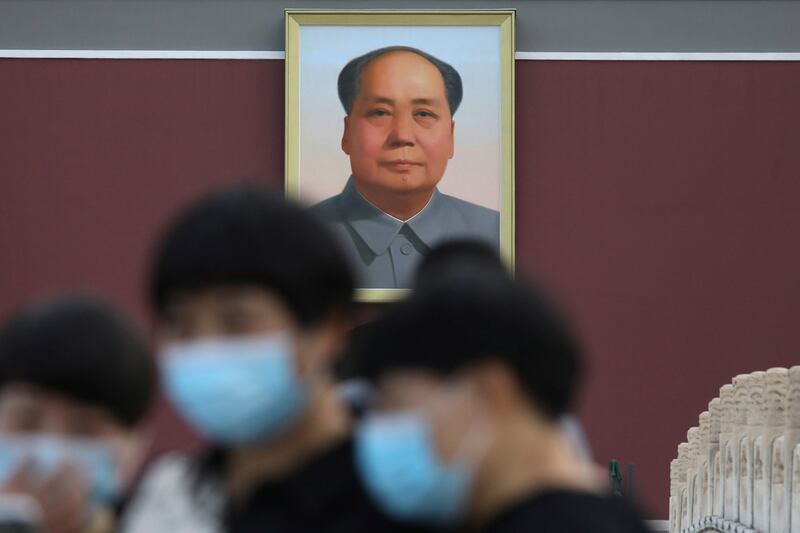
[285,330,328,393]
[70,433,133,497]
[423,385,496,474]
[78,426,154,529]
[449,409,495,478]
[114,425,155,491]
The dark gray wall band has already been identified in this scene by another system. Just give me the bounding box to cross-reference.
[1,0,800,53]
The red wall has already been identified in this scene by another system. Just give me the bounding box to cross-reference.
[2,58,800,517]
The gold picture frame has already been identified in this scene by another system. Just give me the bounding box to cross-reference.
[285,10,515,302]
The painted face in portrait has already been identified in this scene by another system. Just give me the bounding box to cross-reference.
[342,51,455,208]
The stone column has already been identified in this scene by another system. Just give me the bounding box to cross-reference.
[757,367,787,533]
[677,441,691,531]
[729,373,751,523]
[696,410,712,523]
[709,397,723,519]
[687,426,701,528]
[670,458,681,533]
[786,366,800,533]
[719,383,737,521]
[739,371,763,528]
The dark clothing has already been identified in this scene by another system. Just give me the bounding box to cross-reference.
[482,490,649,533]
[226,438,431,533]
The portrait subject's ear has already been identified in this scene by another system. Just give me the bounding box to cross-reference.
[449,120,456,159]
[341,116,352,155]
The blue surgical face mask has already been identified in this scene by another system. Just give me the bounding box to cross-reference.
[0,435,119,504]
[160,334,309,445]
[355,412,475,525]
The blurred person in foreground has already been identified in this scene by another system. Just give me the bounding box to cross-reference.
[340,240,593,464]
[0,296,155,533]
[353,242,649,532]
[121,185,430,533]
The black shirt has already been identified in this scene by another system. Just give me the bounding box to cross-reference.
[482,490,649,533]
[225,438,434,533]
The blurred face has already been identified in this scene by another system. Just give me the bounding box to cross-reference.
[342,51,455,199]
[0,383,146,496]
[160,285,297,342]
[158,286,346,447]
[159,285,334,380]
[0,384,125,439]
[374,370,491,465]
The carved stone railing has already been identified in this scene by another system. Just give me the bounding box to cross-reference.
[670,366,800,533]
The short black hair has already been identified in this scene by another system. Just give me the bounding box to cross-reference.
[150,185,355,326]
[413,239,508,291]
[359,257,582,420]
[0,296,155,427]
[336,238,508,383]
[338,46,463,116]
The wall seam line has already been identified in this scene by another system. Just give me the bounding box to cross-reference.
[3,50,800,61]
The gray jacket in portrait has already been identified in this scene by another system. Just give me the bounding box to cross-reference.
[312,177,500,288]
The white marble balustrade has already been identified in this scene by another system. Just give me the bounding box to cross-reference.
[670,366,800,533]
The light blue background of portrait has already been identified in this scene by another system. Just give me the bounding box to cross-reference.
[298,25,501,209]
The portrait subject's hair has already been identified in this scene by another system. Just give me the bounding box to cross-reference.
[358,249,582,420]
[0,296,155,427]
[337,46,463,116]
[150,185,355,327]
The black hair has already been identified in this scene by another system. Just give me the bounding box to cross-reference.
[413,239,508,291]
[359,251,582,420]
[0,296,155,427]
[150,185,355,326]
[338,46,463,116]
[334,320,375,382]
[339,239,508,380]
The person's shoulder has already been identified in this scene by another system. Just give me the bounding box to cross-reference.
[119,452,223,533]
[484,491,649,533]
[295,439,437,532]
[132,452,196,494]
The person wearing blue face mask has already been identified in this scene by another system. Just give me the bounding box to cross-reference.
[0,296,155,533]
[352,241,650,533]
[120,185,432,533]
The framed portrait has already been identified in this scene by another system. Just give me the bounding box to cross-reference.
[285,10,515,302]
